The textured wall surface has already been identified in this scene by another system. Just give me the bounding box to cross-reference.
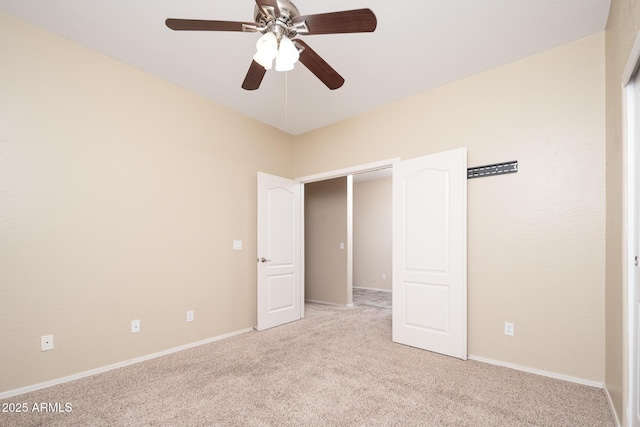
[0,12,293,393]
[304,178,349,305]
[353,177,392,291]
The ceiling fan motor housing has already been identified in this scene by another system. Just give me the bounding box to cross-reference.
[254,0,300,39]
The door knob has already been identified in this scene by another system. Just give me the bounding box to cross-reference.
[260,257,271,263]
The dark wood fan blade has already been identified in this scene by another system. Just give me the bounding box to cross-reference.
[293,9,377,35]
[293,40,344,90]
[255,0,281,18]
[242,60,267,90]
[166,19,257,32]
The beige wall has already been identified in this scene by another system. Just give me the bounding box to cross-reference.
[295,34,606,383]
[304,177,349,305]
[353,177,392,291]
[605,0,640,422]
[0,12,293,393]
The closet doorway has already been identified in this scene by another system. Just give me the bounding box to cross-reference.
[302,167,392,309]
[298,149,467,360]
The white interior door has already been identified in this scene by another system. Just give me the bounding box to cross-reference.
[392,148,467,359]
[257,172,301,331]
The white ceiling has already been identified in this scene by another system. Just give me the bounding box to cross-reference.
[0,0,611,135]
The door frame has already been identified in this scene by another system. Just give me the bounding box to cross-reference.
[297,159,400,184]
[624,30,640,427]
[296,158,400,312]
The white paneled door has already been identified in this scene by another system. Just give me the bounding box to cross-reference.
[392,148,467,359]
[256,172,301,331]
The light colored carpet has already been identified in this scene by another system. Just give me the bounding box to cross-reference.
[1,303,614,426]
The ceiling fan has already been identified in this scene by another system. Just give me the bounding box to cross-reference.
[165,0,377,90]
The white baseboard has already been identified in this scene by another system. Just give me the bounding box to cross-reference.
[0,327,254,400]
[353,286,392,293]
[468,354,603,388]
[603,384,622,427]
[305,299,353,307]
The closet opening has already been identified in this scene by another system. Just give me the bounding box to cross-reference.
[303,168,392,310]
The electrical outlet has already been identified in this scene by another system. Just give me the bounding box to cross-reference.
[504,322,514,337]
[131,319,140,333]
[186,310,194,322]
[41,335,54,351]
[381,274,386,280]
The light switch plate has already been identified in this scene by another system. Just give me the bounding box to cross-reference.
[233,240,243,250]
[504,322,514,336]
[41,335,53,351]
[131,319,140,333]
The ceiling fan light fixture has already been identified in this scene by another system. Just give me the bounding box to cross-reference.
[253,32,278,70]
[275,37,299,71]
[166,4,378,90]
